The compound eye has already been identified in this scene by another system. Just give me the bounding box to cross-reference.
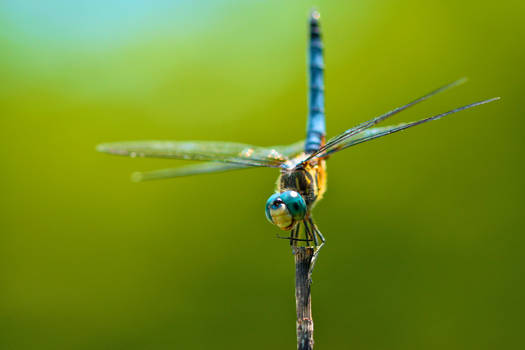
[265,191,307,230]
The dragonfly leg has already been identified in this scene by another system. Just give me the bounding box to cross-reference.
[316,228,326,243]
[303,222,311,246]
[305,220,319,246]
[275,227,310,243]
[275,235,310,242]
[308,217,325,244]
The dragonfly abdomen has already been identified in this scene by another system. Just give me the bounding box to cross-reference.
[305,10,326,154]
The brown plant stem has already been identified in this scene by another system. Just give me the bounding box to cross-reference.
[293,245,322,350]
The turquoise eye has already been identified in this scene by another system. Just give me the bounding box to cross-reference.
[265,191,307,230]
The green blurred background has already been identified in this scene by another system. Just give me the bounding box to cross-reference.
[1,1,523,349]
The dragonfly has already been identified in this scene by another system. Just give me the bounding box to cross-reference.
[97,11,499,247]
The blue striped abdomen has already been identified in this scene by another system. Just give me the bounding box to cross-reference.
[305,11,326,153]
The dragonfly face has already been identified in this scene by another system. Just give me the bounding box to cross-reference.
[265,190,307,230]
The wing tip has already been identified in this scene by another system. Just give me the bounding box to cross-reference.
[476,96,501,106]
[451,77,468,87]
[131,172,144,182]
[95,143,108,153]
[95,142,134,156]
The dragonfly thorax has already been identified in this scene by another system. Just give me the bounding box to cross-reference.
[278,159,327,208]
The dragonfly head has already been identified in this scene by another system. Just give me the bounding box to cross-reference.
[265,191,307,230]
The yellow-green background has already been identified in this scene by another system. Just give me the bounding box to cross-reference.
[1,1,523,349]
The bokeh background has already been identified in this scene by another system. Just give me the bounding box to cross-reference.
[1,1,524,349]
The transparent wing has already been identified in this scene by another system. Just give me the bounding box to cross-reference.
[96,140,296,168]
[131,162,249,182]
[130,140,305,181]
[303,78,467,162]
[313,97,500,159]
[273,140,305,158]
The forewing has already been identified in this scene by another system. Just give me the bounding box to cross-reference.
[273,140,305,158]
[313,97,500,158]
[303,78,467,162]
[96,140,289,168]
[128,140,305,181]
